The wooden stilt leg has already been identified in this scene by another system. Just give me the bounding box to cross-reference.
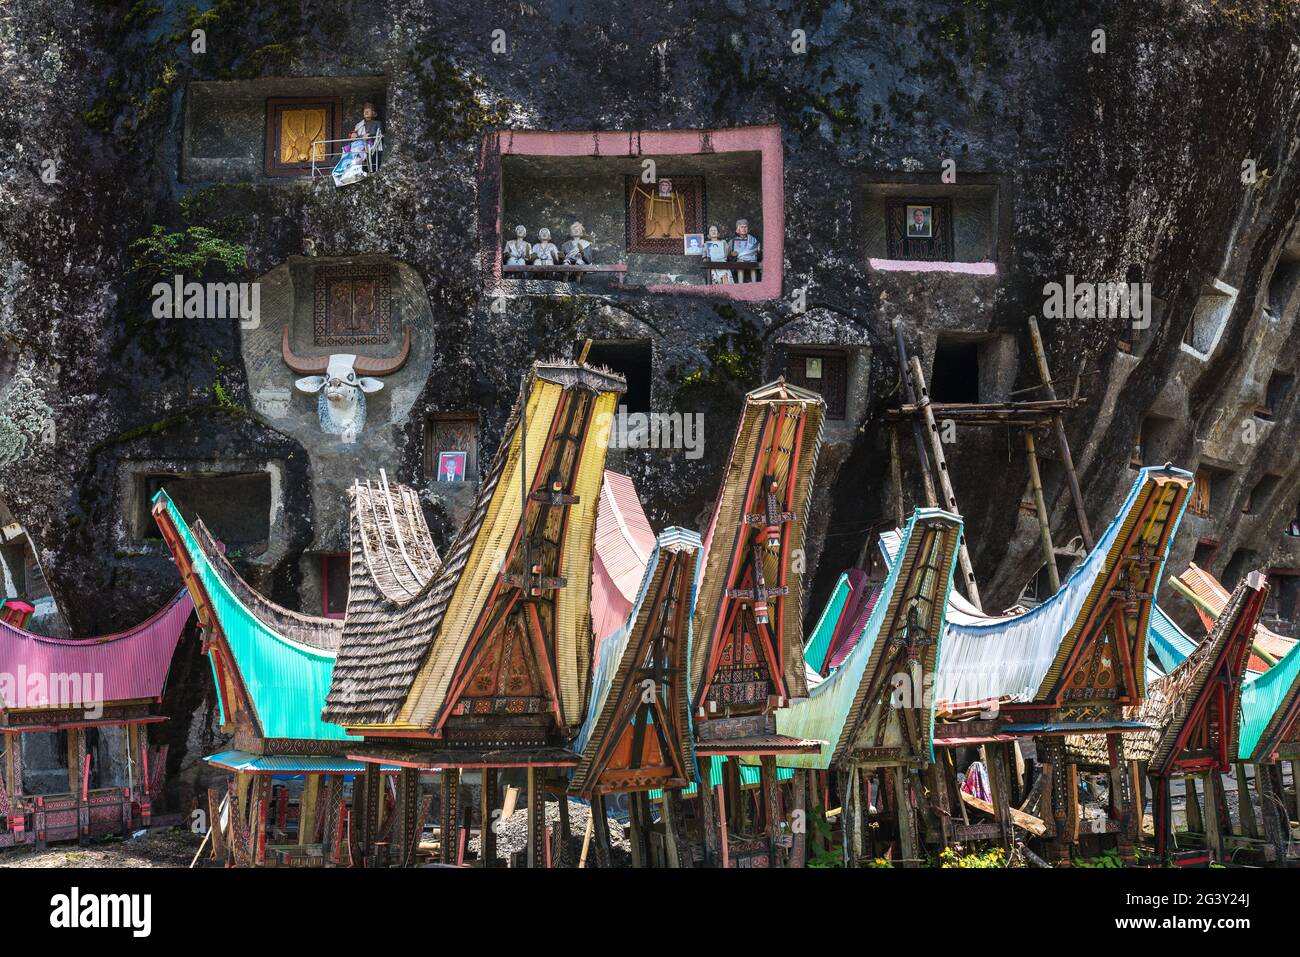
[699,772,720,867]
[717,779,730,868]
[930,757,954,850]
[1107,737,1136,865]
[1203,772,1225,862]
[850,767,865,864]
[591,793,612,869]
[1236,764,1260,838]
[837,769,855,868]
[790,770,807,869]
[526,766,544,869]
[1290,761,1300,820]
[1184,773,1203,835]
[1152,775,1171,859]
[1042,738,1072,866]
[1258,763,1288,867]
[986,744,1015,855]
[439,768,460,865]
[298,774,320,847]
[555,788,572,867]
[761,755,783,867]
[894,765,919,867]
[479,767,497,867]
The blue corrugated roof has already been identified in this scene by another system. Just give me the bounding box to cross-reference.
[205,749,398,774]
[1149,605,1199,673]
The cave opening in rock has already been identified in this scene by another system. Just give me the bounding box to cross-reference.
[584,340,652,414]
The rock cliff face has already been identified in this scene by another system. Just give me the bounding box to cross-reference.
[1,1,1298,801]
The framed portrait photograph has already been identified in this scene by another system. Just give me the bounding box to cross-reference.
[683,233,705,255]
[805,356,823,379]
[437,451,467,482]
[906,204,933,238]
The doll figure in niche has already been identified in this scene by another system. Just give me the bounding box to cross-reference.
[730,218,760,282]
[531,228,561,266]
[705,225,732,284]
[505,225,532,266]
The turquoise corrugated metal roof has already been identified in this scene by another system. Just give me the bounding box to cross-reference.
[1149,605,1198,673]
[1238,638,1300,761]
[205,749,388,774]
[803,573,851,673]
[155,491,349,743]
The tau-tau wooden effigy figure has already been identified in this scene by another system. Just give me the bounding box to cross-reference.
[323,358,624,867]
[1069,572,1265,864]
[687,379,826,867]
[1171,563,1300,866]
[0,591,189,848]
[570,471,700,867]
[756,508,963,867]
[909,465,1192,864]
[153,490,416,867]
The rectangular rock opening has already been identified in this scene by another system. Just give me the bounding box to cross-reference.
[930,338,980,403]
[1131,412,1177,467]
[1243,473,1282,514]
[183,76,387,182]
[500,152,763,288]
[1264,571,1299,634]
[783,348,848,420]
[425,413,480,483]
[134,471,272,547]
[1189,463,1233,519]
[1256,369,1295,420]
[862,182,999,266]
[584,340,653,414]
[1181,280,1237,358]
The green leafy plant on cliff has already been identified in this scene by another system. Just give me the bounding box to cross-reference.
[130,225,247,282]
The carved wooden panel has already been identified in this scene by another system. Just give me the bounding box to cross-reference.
[784,351,847,419]
[626,175,706,254]
[264,97,341,177]
[426,414,479,480]
[313,265,392,346]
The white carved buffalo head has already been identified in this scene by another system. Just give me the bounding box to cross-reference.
[282,327,411,440]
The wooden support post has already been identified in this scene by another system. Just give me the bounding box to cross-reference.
[893,323,939,508]
[1235,764,1260,838]
[1107,737,1136,864]
[1129,760,1145,844]
[930,754,955,850]
[395,767,419,866]
[1041,739,1073,865]
[1152,774,1172,859]
[299,774,320,847]
[850,766,865,864]
[761,755,783,867]
[837,769,855,868]
[716,779,730,868]
[555,786,572,868]
[207,787,227,864]
[1257,763,1288,867]
[1024,430,1061,593]
[526,766,544,869]
[790,770,807,869]
[1184,773,1203,835]
[660,790,681,869]
[1291,761,1300,819]
[986,744,1015,854]
[889,427,906,529]
[1027,317,1094,550]
[439,767,460,865]
[591,793,612,869]
[1203,772,1225,862]
[908,355,981,610]
[894,765,919,866]
[479,767,497,867]
[628,791,649,868]
[699,776,720,867]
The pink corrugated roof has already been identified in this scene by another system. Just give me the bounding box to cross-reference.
[591,471,656,659]
[0,591,191,709]
[826,570,880,670]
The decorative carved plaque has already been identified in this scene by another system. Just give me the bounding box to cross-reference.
[313,265,392,346]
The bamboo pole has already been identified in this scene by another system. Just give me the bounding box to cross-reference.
[893,323,939,508]
[889,426,906,529]
[1024,430,1061,593]
[908,355,982,610]
[1027,317,1094,550]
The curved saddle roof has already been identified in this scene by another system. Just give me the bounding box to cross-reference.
[152,489,347,743]
[0,589,191,710]
[881,465,1193,714]
[772,508,963,769]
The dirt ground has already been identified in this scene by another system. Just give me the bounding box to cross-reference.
[0,828,204,868]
